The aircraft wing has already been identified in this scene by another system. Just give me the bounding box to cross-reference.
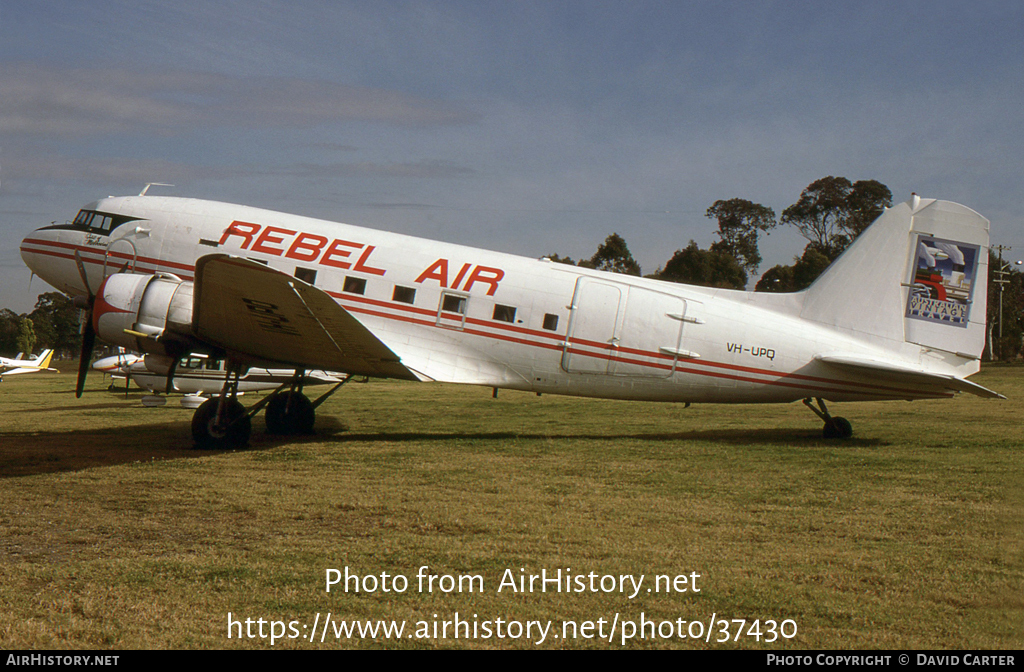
[2,367,57,375]
[192,255,418,380]
[814,354,1005,399]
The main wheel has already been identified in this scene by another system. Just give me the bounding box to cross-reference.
[192,397,251,449]
[822,416,853,439]
[264,391,316,435]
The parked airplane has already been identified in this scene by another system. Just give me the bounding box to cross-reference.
[0,349,57,380]
[96,350,345,413]
[20,192,1001,448]
[92,349,144,375]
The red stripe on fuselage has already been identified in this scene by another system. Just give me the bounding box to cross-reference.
[21,237,950,399]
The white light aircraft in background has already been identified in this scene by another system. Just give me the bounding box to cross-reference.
[92,349,145,376]
[0,349,57,381]
[95,350,345,415]
[20,191,1002,448]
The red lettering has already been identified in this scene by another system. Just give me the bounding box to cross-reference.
[320,239,362,269]
[352,245,386,277]
[285,233,329,262]
[218,221,260,249]
[451,262,472,290]
[250,226,297,256]
[463,266,505,296]
[415,259,449,287]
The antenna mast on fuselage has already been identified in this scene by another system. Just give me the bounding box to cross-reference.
[139,183,174,196]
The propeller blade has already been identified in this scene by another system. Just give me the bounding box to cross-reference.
[74,250,93,298]
[165,359,178,395]
[74,251,97,398]
[76,319,96,398]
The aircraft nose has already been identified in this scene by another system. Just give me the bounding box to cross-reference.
[20,225,86,296]
[20,226,55,271]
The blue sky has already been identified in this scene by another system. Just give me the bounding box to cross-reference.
[3,1,1023,314]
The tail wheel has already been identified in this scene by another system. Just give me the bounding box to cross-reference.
[265,391,316,435]
[823,416,853,439]
[804,398,854,440]
[192,397,251,449]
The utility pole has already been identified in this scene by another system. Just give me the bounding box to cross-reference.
[992,245,1013,359]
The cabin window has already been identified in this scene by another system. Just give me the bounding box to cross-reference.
[437,291,470,330]
[70,209,141,235]
[294,267,317,284]
[343,276,367,295]
[493,304,516,323]
[442,294,467,314]
[543,313,559,331]
[179,356,206,369]
[393,285,416,304]
[83,213,111,232]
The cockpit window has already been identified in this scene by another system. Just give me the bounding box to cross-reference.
[70,209,139,235]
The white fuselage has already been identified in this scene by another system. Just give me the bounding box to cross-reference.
[20,196,961,404]
[0,349,55,376]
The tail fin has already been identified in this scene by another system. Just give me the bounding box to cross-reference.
[36,349,54,369]
[800,197,990,360]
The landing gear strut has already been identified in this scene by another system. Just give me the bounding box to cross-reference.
[191,362,251,450]
[803,397,853,439]
[190,366,351,448]
[264,372,315,435]
[264,373,350,435]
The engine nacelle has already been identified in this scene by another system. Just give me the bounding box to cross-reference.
[93,273,195,355]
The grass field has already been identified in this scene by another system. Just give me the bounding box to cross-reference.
[1,363,1021,649]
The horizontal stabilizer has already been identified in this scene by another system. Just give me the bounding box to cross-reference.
[815,354,1005,399]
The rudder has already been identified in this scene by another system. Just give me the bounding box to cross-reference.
[800,196,990,360]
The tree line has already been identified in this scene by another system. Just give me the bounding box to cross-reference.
[550,175,1022,360]
[2,176,1020,360]
[551,176,894,291]
[0,293,81,359]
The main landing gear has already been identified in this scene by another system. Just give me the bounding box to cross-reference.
[191,364,250,450]
[192,396,250,449]
[190,365,350,450]
[265,390,315,435]
[803,398,853,439]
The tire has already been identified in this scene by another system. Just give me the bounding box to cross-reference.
[823,416,853,439]
[192,397,251,449]
[264,391,316,435]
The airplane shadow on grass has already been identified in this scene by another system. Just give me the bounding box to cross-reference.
[0,420,201,478]
[0,414,886,478]
[325,430,887,449]
[310,415,888,447]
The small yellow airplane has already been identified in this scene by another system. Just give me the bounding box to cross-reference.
[0,349,57,381]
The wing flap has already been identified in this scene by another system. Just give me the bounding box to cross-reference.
[193,255,417,380]
[814,353,1005,399]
